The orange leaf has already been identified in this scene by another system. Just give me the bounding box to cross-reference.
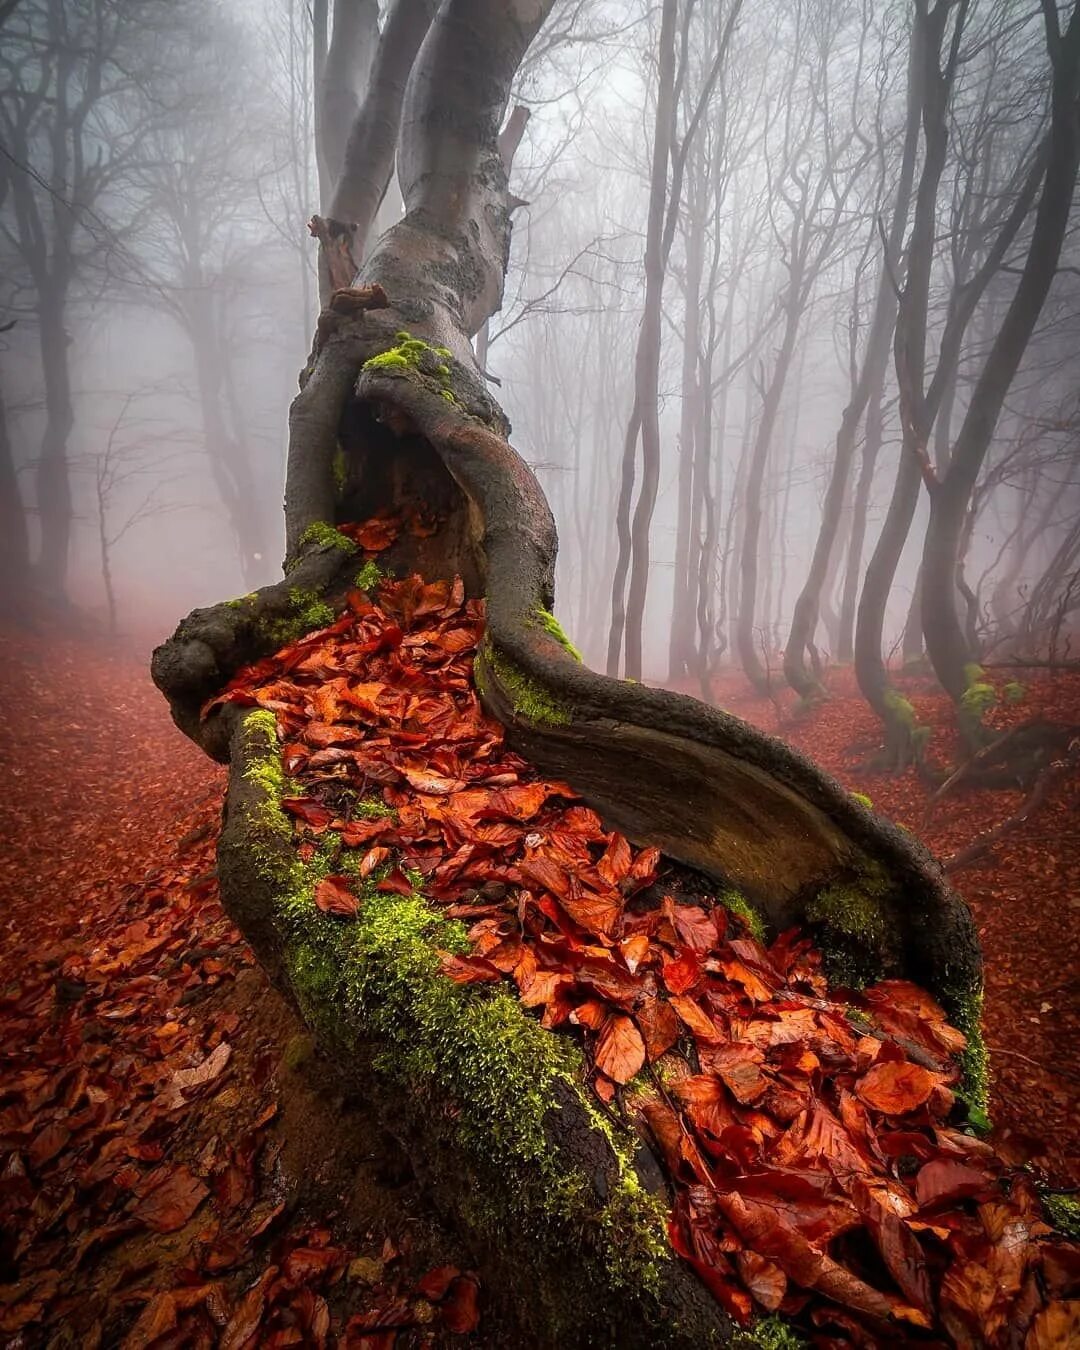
[594,1014,645,1084]
[856,1061,937,1115]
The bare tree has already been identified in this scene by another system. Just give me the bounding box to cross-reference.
[920,0,1080,719]
[0,0,177,602]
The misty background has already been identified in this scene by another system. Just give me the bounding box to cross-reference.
[3,0,1078,685]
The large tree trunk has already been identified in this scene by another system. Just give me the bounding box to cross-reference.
[152,1,982,1340]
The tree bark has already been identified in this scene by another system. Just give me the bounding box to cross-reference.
[152,1,983,1339]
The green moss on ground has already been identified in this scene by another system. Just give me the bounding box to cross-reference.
[354,559,384,592]
[1002,680,1025,705]
[738,1316,807,1350]
[959,665,996,743]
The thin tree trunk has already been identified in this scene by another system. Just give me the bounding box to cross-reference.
[0,355,32,620]
[784,36,921,695]
[35,289,74,603]
[837,379,886,661]
[921,6,1080,705]
[623,0,679,681]
[668,190,706,682]
[736,293,801,693]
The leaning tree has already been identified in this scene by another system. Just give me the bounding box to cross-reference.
[153,2,983,1343]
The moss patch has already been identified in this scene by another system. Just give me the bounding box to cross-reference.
[354,559,384,592]
[478,637,571,726]
[362,332,458,405]
[804,869,897,990]
[263,587,337,647]
[1042,1190,1080,1240]
[531,607,583,663]
[717,888,766,943]
[298,521,358,556]
[950,985,990,1131]
[238,712,675,1309]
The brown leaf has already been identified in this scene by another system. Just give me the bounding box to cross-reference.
[314,874,360,917]
[133,1165,209,1234]
[594,1014,646,1085]
[635,997,680,1061]
[1025,1300,1080,1349]
[440,1275,480,1334]
[416,1264,460,1301]
[856,1060,937,1115]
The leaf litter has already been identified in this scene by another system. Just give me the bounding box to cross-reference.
[0,629,484,1347]
[193,522,1080,1348]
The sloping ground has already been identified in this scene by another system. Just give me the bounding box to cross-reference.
[0,631,491,1347]
[683,665,1080,1189]
[0,621,1077,1347]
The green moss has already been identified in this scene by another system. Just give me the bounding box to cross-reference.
[850,791,873,810]
[332,447,348,495]
[950,985,990,1130]
[880,688,928,767]
[238,716,672,1305]
[354,559,384,592]
[530,607,583,662]
[1002,680,1025,705]
[804,871,896,990]
[282,1033,316,1072]
[264,587,337,647]
[480,637,571,726]
[883,688,917,727]
[225,592,258,610]
[738,1316,808,1350]
[717,888,766,943]
[298,520,358,556]
[362,332,459,404]
[959,664,996,744]
[1042,1191,1080,1240]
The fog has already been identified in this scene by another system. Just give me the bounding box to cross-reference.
[3,0,1079,698]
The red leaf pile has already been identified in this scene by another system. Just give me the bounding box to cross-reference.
[214,548,1078,1347]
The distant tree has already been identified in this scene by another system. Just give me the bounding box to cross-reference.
[0,0,177,603]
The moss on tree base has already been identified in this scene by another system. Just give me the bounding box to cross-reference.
[222,711,741,1347]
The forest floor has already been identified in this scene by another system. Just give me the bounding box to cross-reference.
[0,626,1076,1345]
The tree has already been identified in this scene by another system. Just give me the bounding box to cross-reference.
[152,1,981,1340]
[0,0,175,603]
[920,0,1080,716]
[734,0,873,693]
[784,0,920,698]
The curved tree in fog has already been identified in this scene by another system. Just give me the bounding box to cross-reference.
[152,1,982,1340]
